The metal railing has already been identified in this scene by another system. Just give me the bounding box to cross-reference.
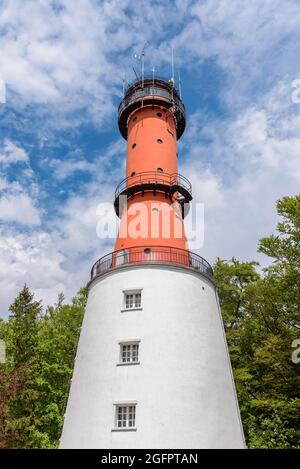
[118,77,186,140]
[115,171,192,200]
[90,246,213,281]
[125,75,181,94]
[118,83,185,121]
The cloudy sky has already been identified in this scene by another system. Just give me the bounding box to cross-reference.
[0,0,300,317]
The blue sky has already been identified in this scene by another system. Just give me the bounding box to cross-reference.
[0,0,300,317]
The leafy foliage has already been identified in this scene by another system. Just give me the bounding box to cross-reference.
[214,194,300,448]
[0,288,86,448]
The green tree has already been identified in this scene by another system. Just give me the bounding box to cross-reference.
[245,195,300,448]
[3,286,86,448]
[215,194,300,448]
[31,288,86,447]
[8,285,42,367]
[0,366,27,448]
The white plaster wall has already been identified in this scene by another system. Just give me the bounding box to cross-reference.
[60,265,245,449]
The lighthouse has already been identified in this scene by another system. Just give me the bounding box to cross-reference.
[60,73,245,449]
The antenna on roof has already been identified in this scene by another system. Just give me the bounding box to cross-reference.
[122,74,126,98]
[152,66,155,88]
[171,46,175,84]
[132,65,139,80]
[141,42,148,89]
[133,42,149,89]
[168,46,175,93]
[178,70,182,99]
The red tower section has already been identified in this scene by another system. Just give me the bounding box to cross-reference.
[91,77,213,280]
[114,77,191,260]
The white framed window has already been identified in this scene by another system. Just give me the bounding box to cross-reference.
[119,341,140,365]
[113,403,137,431]
[123,290,142,310]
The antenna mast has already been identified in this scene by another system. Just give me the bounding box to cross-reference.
[171,46,175,82]
[169,46,175,104]
[141,41,148,89]
[152,66,155,94]
[122,75,126,98]
[178,70,182,99]
[132,66,139,80]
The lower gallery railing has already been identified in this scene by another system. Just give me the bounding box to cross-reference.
[90,246,213,281]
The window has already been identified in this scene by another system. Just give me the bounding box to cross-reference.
[122,290,142,312]
[157,138,163,144]
[120,342,139,364]
[115,405,136,429]
[124,291,141,309]
[157,167,163,172]
[131,171,136,176]
[132,143,136,149]
[157,112,162,117]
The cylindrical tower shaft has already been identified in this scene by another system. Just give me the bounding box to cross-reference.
[126,107,178,177]
[114,78,191,254]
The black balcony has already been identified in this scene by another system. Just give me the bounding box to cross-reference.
[118,77,186,140]
[114,171,192,218]
[90,246,213,282]
[124,75,182,94]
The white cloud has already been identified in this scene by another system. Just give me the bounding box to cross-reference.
[0,139,29,166]
[159,0,300,109]
[0,229,67,315]
[0,193,40,226]
[0,0,200,132]
[51,158,95,181]
[0,0,121,135]
[0,177,8,191]
[0,187,116,315]
[183,80,300,265]
[0,139,40,226]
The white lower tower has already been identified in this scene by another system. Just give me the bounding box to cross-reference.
[60,262,245,448]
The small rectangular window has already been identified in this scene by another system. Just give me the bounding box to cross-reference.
[120,342,139,364]
[115,405,136,429]
[124,291,141,309]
